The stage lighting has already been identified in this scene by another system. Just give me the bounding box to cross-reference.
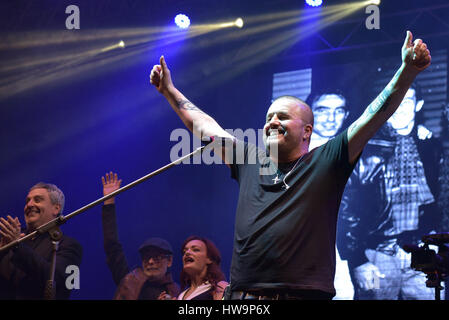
[175,14,191,29]
[100,40,126,53]
[235,18,244,28]
[305,0,323,7]
[368,0,381,4]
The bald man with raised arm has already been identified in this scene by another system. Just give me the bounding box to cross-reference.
[150,31,431,300]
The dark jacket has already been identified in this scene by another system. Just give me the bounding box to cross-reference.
[337,125,443,269]
[0,232,82,299]
[101,204,180,300]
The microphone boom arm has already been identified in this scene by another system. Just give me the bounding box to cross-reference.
[0,140,217,253]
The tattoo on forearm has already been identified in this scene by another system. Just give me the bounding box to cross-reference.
[348,66,411,139]
[177,99,205,114]
[348,87,393,136]
[367,89,392,115]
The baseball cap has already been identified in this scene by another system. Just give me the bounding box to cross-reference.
[138,237,173,255]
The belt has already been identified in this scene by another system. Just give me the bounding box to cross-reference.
[229,289,332,300]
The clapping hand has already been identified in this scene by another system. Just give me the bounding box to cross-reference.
[0,215,25,247]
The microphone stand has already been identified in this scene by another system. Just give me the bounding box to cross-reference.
[44,226,62,300]
[0,136,220,298]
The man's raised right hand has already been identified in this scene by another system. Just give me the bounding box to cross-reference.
[150,55,174,94]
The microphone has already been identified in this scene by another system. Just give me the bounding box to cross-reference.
[201,136,215,145]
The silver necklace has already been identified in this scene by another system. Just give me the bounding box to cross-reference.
[272,155,304,189]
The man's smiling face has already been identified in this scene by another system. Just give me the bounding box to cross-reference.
[263,98,312,160]
[24,188,60,231]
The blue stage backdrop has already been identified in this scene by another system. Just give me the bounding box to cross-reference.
[1,0,449,300]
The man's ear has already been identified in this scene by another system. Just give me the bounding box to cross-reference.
[416,100,424,112]
[52,204,61,217]
[304,124,313,140]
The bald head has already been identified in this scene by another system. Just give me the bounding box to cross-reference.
[272,96,314,126]
[264,96,314,162]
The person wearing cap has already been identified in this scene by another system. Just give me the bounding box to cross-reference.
[100,172,180,300]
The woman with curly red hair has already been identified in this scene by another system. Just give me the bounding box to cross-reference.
[159,235,228,300]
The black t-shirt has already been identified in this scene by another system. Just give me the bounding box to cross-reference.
[229,129,356,295]
[0,232,82,299]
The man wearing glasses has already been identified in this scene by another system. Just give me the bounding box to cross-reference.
[100,172,180,300]
[339,84,443,299]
